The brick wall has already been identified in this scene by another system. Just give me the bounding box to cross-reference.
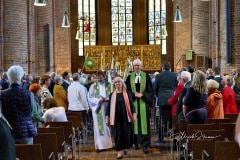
[2,0,29,71]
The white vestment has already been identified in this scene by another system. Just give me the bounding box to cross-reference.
[88,82,113,150]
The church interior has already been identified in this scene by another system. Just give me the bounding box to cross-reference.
[0,1,240,160]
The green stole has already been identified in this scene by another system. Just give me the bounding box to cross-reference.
[94,81,111,135]
[130,71,148,134]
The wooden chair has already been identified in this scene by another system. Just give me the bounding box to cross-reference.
[66,112,83,130]
[219,123,236,141]
[34,133,58,160]
[224,113,238,123]
[214,141,240,160]
[187,123,216,136]
[186,123,217,150]
[192,139,215,160]
[192,129,225,141]
[15,144,43,160]
[37,126,67,159]
[37,126,65,152]
[207,118,232,129]
[46,121,73,144]
[46,121,76,159]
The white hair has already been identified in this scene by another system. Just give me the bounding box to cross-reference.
[133,59,142,66]
[7,65,24,84]
[181,71,191,83]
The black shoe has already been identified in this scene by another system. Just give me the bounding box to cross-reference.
[134,144,139,150]
[143,147,149,154]
[96,149,103,153]
[123,149,128,155]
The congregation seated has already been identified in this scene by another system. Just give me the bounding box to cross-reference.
[42,98,67,122]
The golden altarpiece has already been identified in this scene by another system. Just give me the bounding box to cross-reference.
[84,45,161,74]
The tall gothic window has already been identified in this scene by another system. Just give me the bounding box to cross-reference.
[77,0,96,56]
[111,0,133,45]
[148,0,167,54]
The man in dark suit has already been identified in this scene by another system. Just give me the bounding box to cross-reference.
[154,61,178,143]
[176,71,192,122]
[213,66,223,91]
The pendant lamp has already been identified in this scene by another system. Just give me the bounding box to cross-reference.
[160,25,168,39]
[173,6,182,22]
[62,11,70,27]
[75,30,82,40]
[34,0,47,6]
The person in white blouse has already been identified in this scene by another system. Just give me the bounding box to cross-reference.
[42,98,67,122]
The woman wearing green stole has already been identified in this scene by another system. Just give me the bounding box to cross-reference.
[125,59,154,154]
[87,71,113,152]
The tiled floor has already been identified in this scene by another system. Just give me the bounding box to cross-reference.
[70,131,177,160]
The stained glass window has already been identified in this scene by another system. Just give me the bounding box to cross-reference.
[111,0,133,45]
[148,0,167,54]
[77,0,96,56]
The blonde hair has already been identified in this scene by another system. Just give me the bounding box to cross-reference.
[191,70,207,94]
[113,76,127,91]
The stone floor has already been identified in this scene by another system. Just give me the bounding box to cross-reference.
[69,131,178,160]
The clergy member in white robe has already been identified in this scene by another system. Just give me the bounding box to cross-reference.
[88,70,113,151]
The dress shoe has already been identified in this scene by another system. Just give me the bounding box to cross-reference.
[96,149,103,153]
[143,147,149,154]
[123,149,128,155]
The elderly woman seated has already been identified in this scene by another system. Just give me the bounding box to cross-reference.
[206,79,224,119]
[42,98,68,122]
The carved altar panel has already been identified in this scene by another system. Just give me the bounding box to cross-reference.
[84,45,161,73]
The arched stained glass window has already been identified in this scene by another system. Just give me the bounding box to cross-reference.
[111,0,133,45]
[148,0,167,54]
[77,0,96,56]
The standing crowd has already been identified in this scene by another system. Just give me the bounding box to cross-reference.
[0,61,240,159]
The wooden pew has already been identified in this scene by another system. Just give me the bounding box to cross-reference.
[214,141,240,160]
[38,126,65,152]
[219,123,236,141]
[15,144,43,160]
[192,139,215,160]
[224,113,238,123]
[34,133,58,160]
[207,118,232,129]
[46,121,73,144]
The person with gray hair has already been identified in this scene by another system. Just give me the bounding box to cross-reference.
[1,65,37,144]
[176,71,192,122]
[206,79,224,119]
[125,59,154,154]
[68,73,89,126]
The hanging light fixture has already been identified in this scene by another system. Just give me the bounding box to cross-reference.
[160,25,168,39]
[173,6,182,22]
[34,0,47,6]
[62,11,70,27]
